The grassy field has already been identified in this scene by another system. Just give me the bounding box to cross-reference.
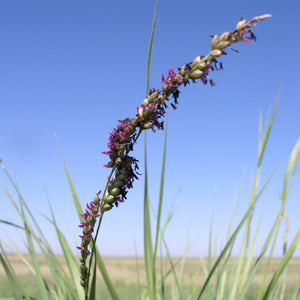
[1,255,299,299]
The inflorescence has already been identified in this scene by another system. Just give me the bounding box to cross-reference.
[78,14,271,288]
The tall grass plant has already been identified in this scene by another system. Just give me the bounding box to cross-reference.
[1,3,299,300]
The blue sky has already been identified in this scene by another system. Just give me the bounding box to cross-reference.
[0,0,299,257]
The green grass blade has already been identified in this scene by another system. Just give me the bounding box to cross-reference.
[157,253,182,297]
[5,173,77,298]
[238,199,284,299]
[257,92,279,168]
[241,135,300,300]
[235,213,263,299]
[291,280,300,300]
[252,93,279,207]
[178,236,190,299]
[143,1,160,298]
[2,177,52,299]
[150,178,179,298]
[95,248,120,300]
[154,114,168,261]
[134,241,142,299]
[145,0,159,94]
[56,137,118,299]
[0,175,72,298]
[1,236,36,275]
[258,136,300,298]
[262,230,300,300]
[89,259,97,300]
[196,166,277,299]
[48,201,84,299]
[282,137,300,201]
[258,212,283,297]
[227,174,251,299]
[161,207,181,298]
[206,207,214,299]
[143,141,156,300]
[0,243,29,300]
[16,200,79,297]
[159,243,166,299]
[22,216,49,299]
[0,181,21,217]
[0,220,24,230]
[213,246,232,300]
[1,178,79,297]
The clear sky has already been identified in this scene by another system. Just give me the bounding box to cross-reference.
[0,0,299,257]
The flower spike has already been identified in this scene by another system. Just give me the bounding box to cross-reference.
[78,14,271,290]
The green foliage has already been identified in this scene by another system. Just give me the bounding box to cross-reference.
[0,162,84,299]
[143,1,160,300]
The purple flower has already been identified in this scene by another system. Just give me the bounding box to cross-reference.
[77,192,101,266]
[102,118,137,169]
[162,68,183,89]
[79,235,92,240]
[239,28,252,43]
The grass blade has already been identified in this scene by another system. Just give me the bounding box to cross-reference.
[143,144,156,299]
[56,137,119,299]
[262,230,300,300]
[154,114,168,260]
[95,248,120,300]
[22,216,49,299]
[48,201,84,299]
[89,259,97,300]
[145,0,159,94]
[143,1,160,299]
[196,166,277,299]
[0,243,29,300]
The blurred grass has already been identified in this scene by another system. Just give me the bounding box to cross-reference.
[0,256,299,299]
